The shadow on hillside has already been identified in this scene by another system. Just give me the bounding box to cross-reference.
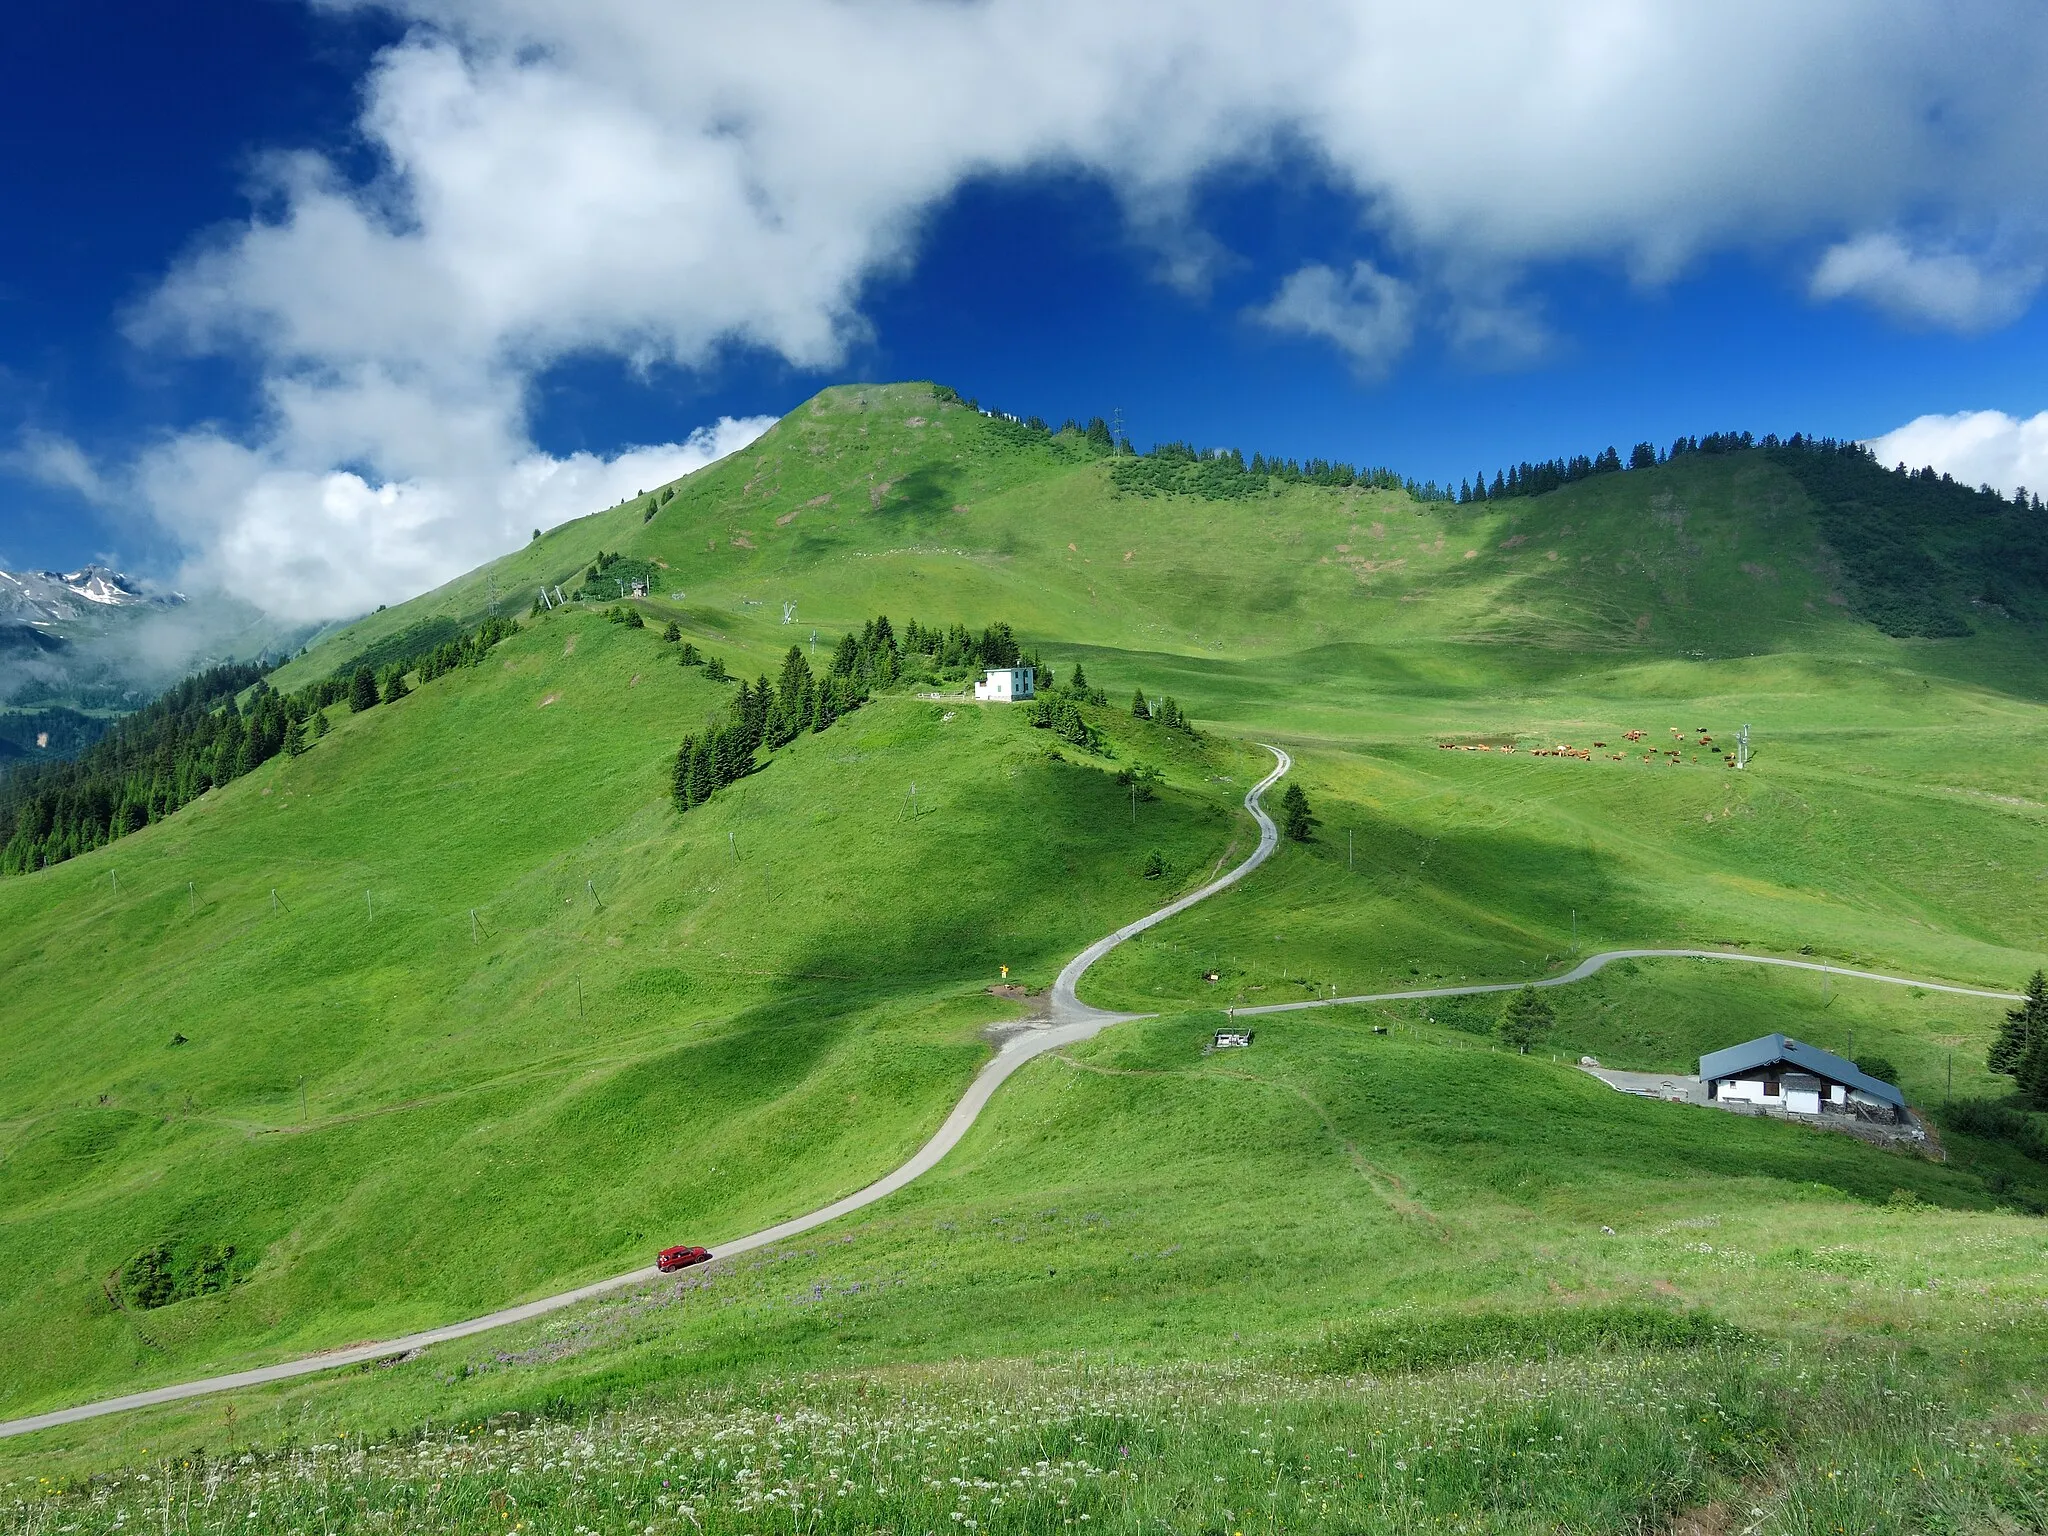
[879,464,968,525]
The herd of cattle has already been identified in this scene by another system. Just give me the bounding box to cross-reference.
[1437,726,1738,767]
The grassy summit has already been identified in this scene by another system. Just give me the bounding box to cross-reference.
[5,383,2048,1529]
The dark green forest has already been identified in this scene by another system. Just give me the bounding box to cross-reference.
[0,617,517,876]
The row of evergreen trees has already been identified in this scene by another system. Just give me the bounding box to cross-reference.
[1,662,267,874]
[1453,428,2048,513]
[1130,687,1194,732]
[670,613,1079,809]
[0,615,518,876]
[671,617,933,810]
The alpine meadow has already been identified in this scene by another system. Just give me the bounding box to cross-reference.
[5,381,2048,1533]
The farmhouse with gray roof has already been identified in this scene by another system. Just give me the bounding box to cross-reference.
[1699,1033,1905,1123]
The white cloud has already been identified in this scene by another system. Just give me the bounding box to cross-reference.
[1864,410,2048,500]
[9,430,111,504]
[28,407,770,621]
[1252,262,1415,376]
[1810,235,2042,331]
[78,0,2048,614]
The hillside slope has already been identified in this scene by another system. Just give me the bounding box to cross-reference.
[278,383,2043,701]
[5,384,2048,1507]
[0,602,1256,1414]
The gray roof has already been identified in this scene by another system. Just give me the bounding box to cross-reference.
[1698,1033,1905,1108]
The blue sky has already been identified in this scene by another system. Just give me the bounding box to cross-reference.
[4,1,2047,618]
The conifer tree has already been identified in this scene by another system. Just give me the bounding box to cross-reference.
[310,709,328,740]
[382,668,409,704]
[1069,662,1089,691]
[1498,986,1555,1054]
[663,621,681,642]
[1991,971,2048,1076]
[1131,687,1150,719]
[284,718,306,757]
[1281,782,1316,841]
[2020,1025,2048,1109]
[348,666,379,713]
[672,735,698,808]
[688,740,715,804]
[679,642,702,666]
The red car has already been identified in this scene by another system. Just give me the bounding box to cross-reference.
[657,1244,712,1273]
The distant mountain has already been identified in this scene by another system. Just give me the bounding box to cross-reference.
[0,565,169,623]
[0,564,318,715]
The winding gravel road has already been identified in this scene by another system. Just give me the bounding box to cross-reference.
[0,746,1295,1441]
[2,739,2019,1441]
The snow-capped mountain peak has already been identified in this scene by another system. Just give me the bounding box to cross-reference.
[0,565,168,623]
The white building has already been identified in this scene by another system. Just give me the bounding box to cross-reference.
[974,666,1036,702]
[1698,1033,1905,1122]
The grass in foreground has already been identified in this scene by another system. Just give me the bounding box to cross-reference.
[7,1345,2045,1533]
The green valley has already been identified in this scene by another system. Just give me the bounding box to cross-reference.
[4,382,2047,1532]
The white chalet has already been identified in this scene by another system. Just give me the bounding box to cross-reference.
[974,666,1035,702]
[1698,1033,1906,1123]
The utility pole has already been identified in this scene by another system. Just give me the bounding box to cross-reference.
[1571,908,1577,952]
[587,878,603,908]
[575,972,583,1018]
[1348,829,1354,872]
[1736,723,1751,770]
[1111,406,1126,458]
[110,870,118,894]
[470,908,480,943]
[1130,780,1137,824]
[189,880,195,914]
[728,831,738,864]
[299,1077,306,1125]
[366,891,374,923]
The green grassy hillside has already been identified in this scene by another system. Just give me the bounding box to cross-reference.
[6,382,2048,1530]
[0,603,1257,1414]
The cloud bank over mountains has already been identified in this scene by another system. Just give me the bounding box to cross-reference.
[47,0,2048,618]
[1865,411,2048,502]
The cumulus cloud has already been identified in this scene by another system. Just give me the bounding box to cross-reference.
[1252,262,1416,376]
[1810,234,2042,331]
[1864,410,2048,500]
[76,0,2048,615]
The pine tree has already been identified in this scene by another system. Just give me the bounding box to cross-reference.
[1131,688,1150,719]
[382,668,409,704]
[672,735,698,808]
[688,739,715,804]
[1990,970,2048,1076]
[703,655,728,681]
[679,642,702,666]
[662,621,681,643]
[310,709,329,740]
[348,666,379,713]
[283,718,306,757]
[2020,1025,2048,1109]
[1281,782,1316,842]
[1498,986,1555,1054]
[1069,662,1088,691]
